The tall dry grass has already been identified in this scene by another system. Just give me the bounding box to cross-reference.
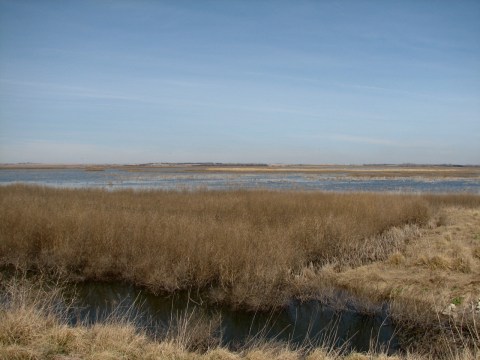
[2,185,477,309]
[1,186,479,357]
[0,185,444,308]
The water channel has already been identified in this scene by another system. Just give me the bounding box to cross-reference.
[66,281,398,353]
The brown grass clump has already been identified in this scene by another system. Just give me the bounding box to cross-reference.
[0,184,439,308]
[166,308,222,353]
[328,205,480,356]
[473,246,480,260]
[1,185,479,357]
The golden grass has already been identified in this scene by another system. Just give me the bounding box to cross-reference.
[1,185,479,356]
[1,186,479,309]
[0,184,443,308]
[200,165,480,178]
[322,206,480,354]
[84,166,106,172]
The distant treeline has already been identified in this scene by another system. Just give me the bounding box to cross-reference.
[133,162,271,167]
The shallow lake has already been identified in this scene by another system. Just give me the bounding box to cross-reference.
[1,168,479,193]
[66,281,398,353]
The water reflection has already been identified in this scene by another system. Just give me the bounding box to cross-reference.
[0,168,479,193]
[68,282,398,353]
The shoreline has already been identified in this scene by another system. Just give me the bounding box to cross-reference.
[1,163,479,179]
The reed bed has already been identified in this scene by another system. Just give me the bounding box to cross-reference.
[1,185,480,357]
[1,185,478,309]
[200,166,480,178]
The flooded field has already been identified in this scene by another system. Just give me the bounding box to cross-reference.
[1,168,479,192]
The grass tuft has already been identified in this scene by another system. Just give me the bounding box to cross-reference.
[0,185,455,308]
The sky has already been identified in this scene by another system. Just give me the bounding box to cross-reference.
[0,0,479,164]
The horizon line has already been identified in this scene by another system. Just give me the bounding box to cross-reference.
[1,162,479,167]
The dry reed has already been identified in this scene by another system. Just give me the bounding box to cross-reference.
[1,185,479,358]
[0,184,446,308]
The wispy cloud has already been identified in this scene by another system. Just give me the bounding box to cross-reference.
[286,133,402,147]
[335,82,479,103]
[0,139,155,164]
[0,78,150,102]
[336,82,431,98]
[328,134,451,150]
[0,77,227,105]
[244,71,321,84]
[330,134,400,146]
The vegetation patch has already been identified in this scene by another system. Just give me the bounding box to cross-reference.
[0,185,479,357]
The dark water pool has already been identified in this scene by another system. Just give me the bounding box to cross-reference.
[66,282,398,353]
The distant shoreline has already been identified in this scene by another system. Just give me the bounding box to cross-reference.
[1,163,479,178]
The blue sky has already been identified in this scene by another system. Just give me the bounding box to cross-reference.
[0,0,479,164]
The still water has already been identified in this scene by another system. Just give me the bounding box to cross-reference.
[1,168,479,192]
[68,281,398,353]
